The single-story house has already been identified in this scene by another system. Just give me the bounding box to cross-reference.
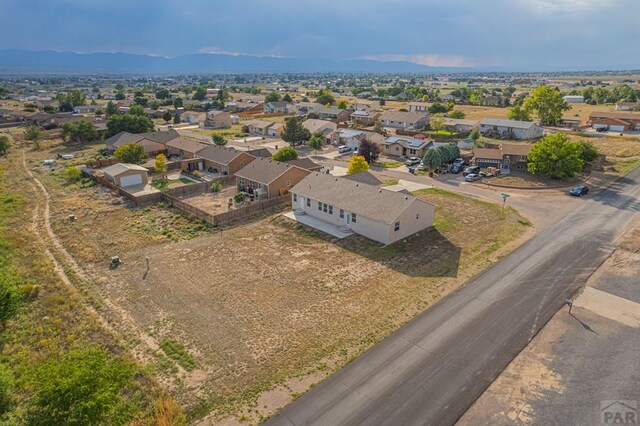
[186,145,256,175]
[203,111,232,129]
[587,111,640,132]
[245,147,278,158]
[378,111,428,129]
[343,171,383,186]
[559,117,582,129]
[563,95,584,103]
[267,122,285,138]
[473,143,532,171]
[181,111,206,125]
[288,157,323,172]
[615,102,640,112]
[408,102,430,113]
[316,107,350,123]
[383,136,431,158]
[350,109,380,125]
[225,101,264,113]
[289,173,435,245]
[443,118,479,133]
[479,118,544,140]
[102,163,149,188]
[235,158,311,200]
[264,102,291,114]
[302,118,338,139]
[244,119,276,136]
[165,137,209,159]
[104,130,180,154]
[333,129,366,150]
[73,105,101,114]
[295,102,324,116]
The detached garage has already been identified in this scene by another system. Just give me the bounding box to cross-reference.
[102,163,149,188]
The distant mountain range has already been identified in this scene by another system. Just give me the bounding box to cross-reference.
[0,49,472,75]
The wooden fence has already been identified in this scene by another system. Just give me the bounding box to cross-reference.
[92,175,163,205]
[164,193,290,227]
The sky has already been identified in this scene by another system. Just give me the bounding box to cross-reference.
[0,0,638,71]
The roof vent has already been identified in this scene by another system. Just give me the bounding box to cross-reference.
[379,189,382,193]
[335,178,338,181]
[355,183,359,186]
[405,196,409,200]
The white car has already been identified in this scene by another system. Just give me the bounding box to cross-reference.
[60,154,75,160]
[338,145,351,153]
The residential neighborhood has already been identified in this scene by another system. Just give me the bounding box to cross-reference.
[0,3,639,426]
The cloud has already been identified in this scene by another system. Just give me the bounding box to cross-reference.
[360,54,478,68]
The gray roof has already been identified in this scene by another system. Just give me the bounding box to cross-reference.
[104,131,144,148]
[379,111,427,123]
[479,118,537,129]
[195,145,251,165]
[102,163,148,177]
[343,171,383,186]
[266,101,290,108]
[235,157,307,184]
[139,129,180,144]
[104,129,179,148]
[166,137,209,153]
[291,173,434,225]
[288,158,322,170]
[385,136,430,149]
[302,118,337,134]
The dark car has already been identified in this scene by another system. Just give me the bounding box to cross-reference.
[569,185,589,196]
[463,165,480,176]
[453,157,465,166]
[450,163,464,174]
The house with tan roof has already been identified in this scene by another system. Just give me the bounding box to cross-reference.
[184,145,256,176]
[244,119,276,136]
[408,102,430,113]
[316,107,350,123]
[350,109,380,125]
[165,137,209,159]
[384,136,432,158]
[443,118,479,133]
[378,111,428,129]
[104,129,180,154]
[289,173,435,245]
[614,102,639,112]
[587,111,640,132]
[101,163,149,188]
[302,118,337,138]
[235,158,311,200]
[473,143,532,171]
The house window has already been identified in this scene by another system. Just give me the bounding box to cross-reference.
[306,198,310,207]
[394,221,400,232]
[352,213,357,223]
[318,201,322,211]
[293,194,297,202]
[322,203,328,213]
[340,209,344,218]
[328,205,333,215]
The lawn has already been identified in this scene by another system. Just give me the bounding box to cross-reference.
[371,159,404,168]
[151,177,194,190]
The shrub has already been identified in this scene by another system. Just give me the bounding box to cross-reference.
[210,181,222,193]
[64,166,82,183]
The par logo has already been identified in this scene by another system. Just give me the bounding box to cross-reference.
[601,400,637,424]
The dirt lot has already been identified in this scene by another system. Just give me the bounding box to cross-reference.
[179,186,237,215]
[16,134,532,423]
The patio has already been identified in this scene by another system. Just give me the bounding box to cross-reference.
[283,211,353,239]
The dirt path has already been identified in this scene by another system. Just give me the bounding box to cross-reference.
[20,149,185,375]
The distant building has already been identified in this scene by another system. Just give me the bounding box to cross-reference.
[563,95,584,103]
[479,118,544,140]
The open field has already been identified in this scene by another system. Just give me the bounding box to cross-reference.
[569,133,640,177]
[10,130,533,423]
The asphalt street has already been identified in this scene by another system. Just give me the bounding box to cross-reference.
[265,168,640,426]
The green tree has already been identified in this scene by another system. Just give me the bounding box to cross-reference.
[212,134,227,146]
[192,86,207,101]
[373,120,385,134]
[105,101,117,116]
[307,133,324,152]
[173,113,181,124]
[115,91,126,101]
[155,153,167,178]
[428,103,448,114]
[64,166,82,183]
[507,105,532,121]
[0,135,9,156]
[282,93,293,102]
[379,98,386,106]
[210,181,222,193]
[61,120,98,144]
[448,110,466,119]
[173,97,184,109]
[578,140,599,163]
[26,347,137,426]
[337,100,348,109]
[347,155,369,175]
[114,143,147,164]
[315,89,335,106]
[422,149,443,172]
[469,128,481,141]
[281,117,311,146]
[527,133,584,179]
[155,88,171,99]
[429,115,445,132]
[106,114,154,137]
[162,111,172,123]
[272,146,299,162]
[25,126,41,150]
[523,85,570,125]
[129,104,146,116]
[265,92,281,102]
[66,89,86,107]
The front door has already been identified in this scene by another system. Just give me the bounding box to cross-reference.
[300,197,305,209]
[503,158,510,169]
[346,213,351,226]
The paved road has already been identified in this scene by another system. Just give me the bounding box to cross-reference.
[265,168,640,426]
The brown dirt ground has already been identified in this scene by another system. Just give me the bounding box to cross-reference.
[179,187,237,214]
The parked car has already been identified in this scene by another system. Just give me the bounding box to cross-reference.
[453,157,465,166]
[569,185,589,196]
[463,165,480,176]
[417,163,427,171]
[464,173,482,182]
[405,156,421,166]
[338,145,351,153]
[450,163,464,174]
